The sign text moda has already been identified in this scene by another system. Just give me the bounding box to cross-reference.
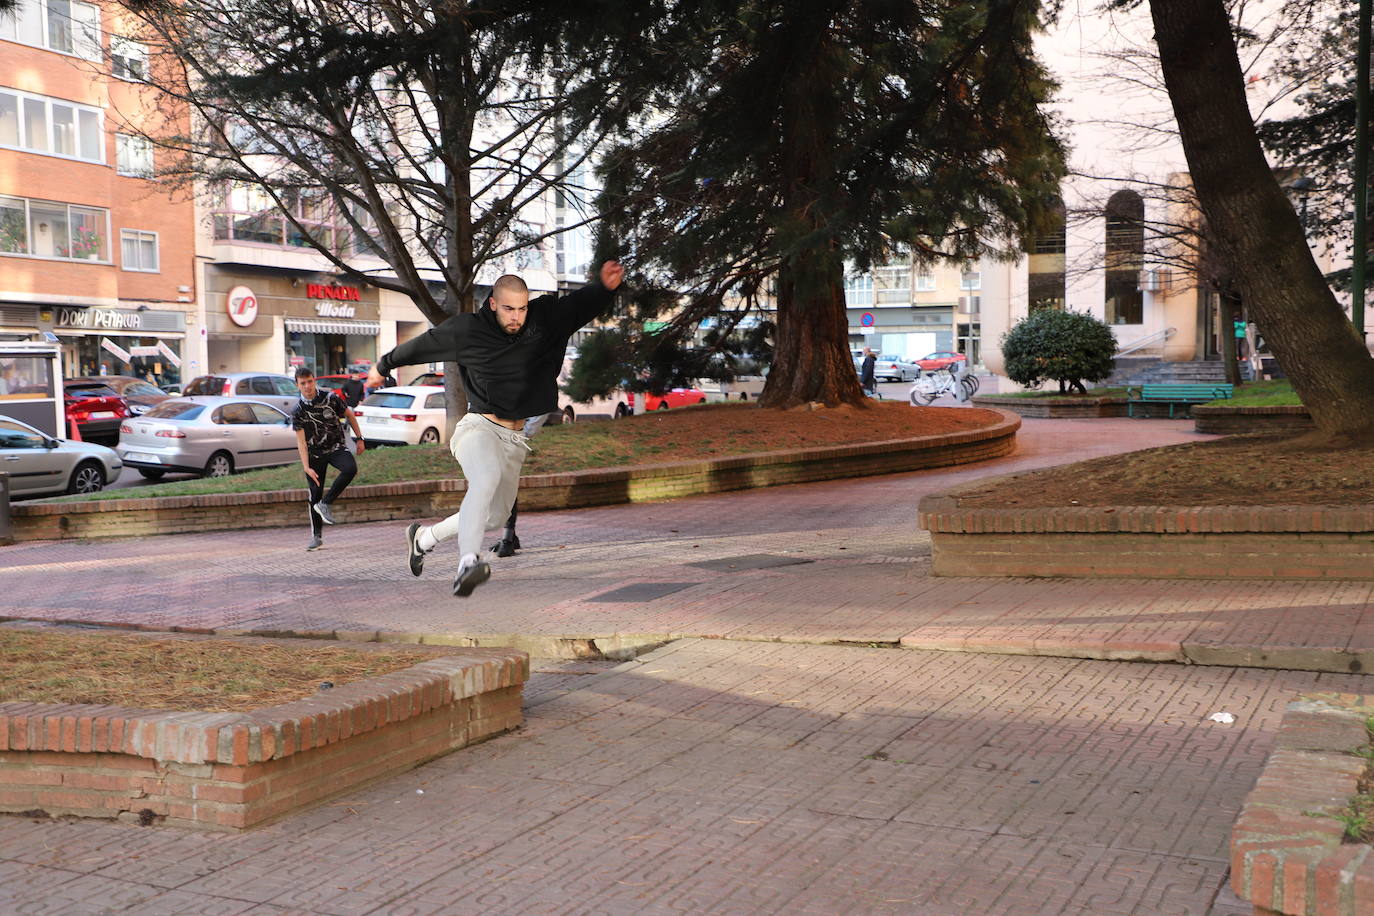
[307,283,360,319]
[56,307,142,330]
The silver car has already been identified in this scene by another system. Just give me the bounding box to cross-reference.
[0,415,123,497]
[116,396,299,479]
[182,372,301,414]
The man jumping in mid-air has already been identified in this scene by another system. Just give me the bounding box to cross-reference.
[368,260,623,596]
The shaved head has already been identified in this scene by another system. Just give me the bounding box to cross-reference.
[490,274,531,335]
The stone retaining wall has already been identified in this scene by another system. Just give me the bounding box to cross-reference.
[1193,404,1314,435]
[1231,693,1374,916]
[0,633,527,830]
[971,394,1128,418]
[12,411,1020,541]
[919,488,1374,580]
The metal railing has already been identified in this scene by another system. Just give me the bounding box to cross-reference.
[1114,326,1176,358]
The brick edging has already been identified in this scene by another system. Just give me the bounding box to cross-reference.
[0,633,527,766]
[1230,693,1374,915]
[11,410,1020,540]
[1192,404,1313,435]
[971,395,1127,419]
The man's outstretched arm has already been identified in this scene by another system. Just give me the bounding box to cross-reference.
[559,260,624,331]
[368,314,468,387]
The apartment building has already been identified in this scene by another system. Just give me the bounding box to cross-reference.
[0,0,196,386]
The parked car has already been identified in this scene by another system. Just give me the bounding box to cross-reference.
[0,414,122,497]
[874,355,920,382]
[353,386,446,446]
[642,387,708,411]
[63,381,130,444]
[914,351,968,371]
[69,375,170,416]
[116,396,298,478]
[411,370,444,387]
[182,372,300,414]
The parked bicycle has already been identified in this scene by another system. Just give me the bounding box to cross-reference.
[908,366,979,405]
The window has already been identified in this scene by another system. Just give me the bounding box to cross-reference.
[116,133,153,177]
[0,197,110,261]
[0,0,99,59]
[959,269,981,291]
[1027,197,1066,313]
[0,356,55,398]
[0,418,49,448]
[250,376,276,396]
[250,403,287,425]
[271,377,298,397]
[216,403,255,425]
[843,273,873,306]
[1104,190,1145,325]
[0,88,102,161]
[874,266,911,305]
[109,35,147,80]
[915,272,936,291]
[120,229,158,271]
[424,393,444,409]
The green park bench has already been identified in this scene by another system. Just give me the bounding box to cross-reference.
[1126,383,1234,418]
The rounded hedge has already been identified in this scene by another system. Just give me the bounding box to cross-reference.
[1001,309,1117,394]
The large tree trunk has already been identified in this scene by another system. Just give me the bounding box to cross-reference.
[762,249,865,408]
[1150,0,1374,442]
[758,7,865,410]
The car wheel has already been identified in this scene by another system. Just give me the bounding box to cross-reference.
[203,451,234,478]
[138,468,167,480]
[562,406,575,424]
[419,426,440,444]
[67,461,106,495]
[656,401,670,411]
[614,403,629,419]
[697,397,706,404]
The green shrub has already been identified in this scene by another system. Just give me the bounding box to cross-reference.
[1001,309,1117,394]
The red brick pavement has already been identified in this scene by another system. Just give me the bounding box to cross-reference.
[4,417,1372,672]
[0,640,1359,914]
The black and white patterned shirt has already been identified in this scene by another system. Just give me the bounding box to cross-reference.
[291,392,347,457]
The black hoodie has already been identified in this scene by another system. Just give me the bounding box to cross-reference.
[376,281,614,420]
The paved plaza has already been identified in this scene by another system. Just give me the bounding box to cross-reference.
[3,416,1373,913]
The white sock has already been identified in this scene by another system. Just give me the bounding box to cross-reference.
[459,552,478,569]
[417,527,438,552]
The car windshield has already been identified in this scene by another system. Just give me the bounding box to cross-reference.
[183,377,225,395]
[362,392,414,409]
[879,355,902,362]
[144,402,205,420]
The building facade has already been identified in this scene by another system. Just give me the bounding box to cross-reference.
[0,0,197,387]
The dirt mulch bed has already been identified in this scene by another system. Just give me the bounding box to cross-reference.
[957,433,1374,508]
[0,629,443,712]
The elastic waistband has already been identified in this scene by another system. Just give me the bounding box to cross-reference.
[462,412,532,449]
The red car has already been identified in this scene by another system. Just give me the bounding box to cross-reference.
[64,381,130,444]
[642,387,708,411]
[914,351,968,371]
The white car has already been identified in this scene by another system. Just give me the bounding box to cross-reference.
[0,415,123,497]
[353,386,446,446]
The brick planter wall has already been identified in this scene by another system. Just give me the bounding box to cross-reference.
[0,633,527,830]
[971,394,1128,418]
[1231,693,1374,916]
[11,411,1019,541]
[1193,404,1314,435]
[919,486,1374,580]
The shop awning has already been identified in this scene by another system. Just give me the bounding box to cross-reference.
[285,318,381,336]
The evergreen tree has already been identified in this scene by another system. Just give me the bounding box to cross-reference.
[586,0,1066,409]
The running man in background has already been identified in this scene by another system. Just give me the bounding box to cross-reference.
[368,260,624,596]
[292,367,365,551]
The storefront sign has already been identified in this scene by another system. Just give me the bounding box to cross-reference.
[55,307,142,330]
[306,283,361,301]
[226,286,259,327]
[315,301,357,319]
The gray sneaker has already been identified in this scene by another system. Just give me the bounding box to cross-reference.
[312,501,336,525]
[405,523,427,577]
[306,536,323,551]
[453,560,490,598]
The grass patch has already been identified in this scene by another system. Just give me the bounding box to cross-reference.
[0,629,442,712]
[1327,715,1374,844]
[1202,379,1300,407]
[47,401,995,503]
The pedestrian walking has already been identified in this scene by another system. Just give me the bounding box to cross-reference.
[368,260,624,596]
[292,367,365,551]
[860,347,877,396]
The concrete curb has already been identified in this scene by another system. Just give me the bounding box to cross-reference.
[4,615,1368,674]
